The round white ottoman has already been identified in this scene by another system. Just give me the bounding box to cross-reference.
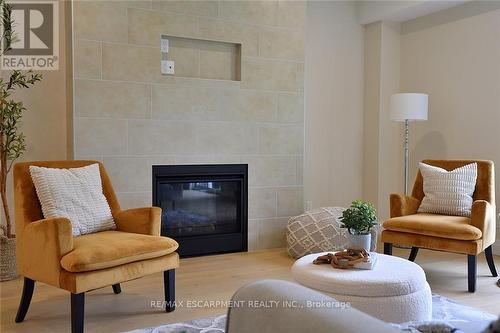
[291,252,432,323]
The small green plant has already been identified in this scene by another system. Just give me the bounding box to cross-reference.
[340,200,377,235]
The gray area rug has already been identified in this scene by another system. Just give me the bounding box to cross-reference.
[124,294,496,333]
[125,314,226,333]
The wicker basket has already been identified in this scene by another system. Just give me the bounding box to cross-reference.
[0,236,17,281]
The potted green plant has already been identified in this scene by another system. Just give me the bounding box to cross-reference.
[0,0,42,281]
[339,200,378,251]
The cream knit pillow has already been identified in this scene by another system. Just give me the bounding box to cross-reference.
[417,162,477,217]
[29,164,116,236]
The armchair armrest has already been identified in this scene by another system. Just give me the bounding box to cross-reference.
[389,194,420,218]
[471,200,496,246]
[114,207,161,236]
[17,217,73,286]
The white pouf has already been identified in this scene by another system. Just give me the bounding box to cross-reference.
[291,252,432,323]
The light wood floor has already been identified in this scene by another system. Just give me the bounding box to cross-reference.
[1,248,499,333]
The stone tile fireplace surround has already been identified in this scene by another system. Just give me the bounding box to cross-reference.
[72,1,305,250]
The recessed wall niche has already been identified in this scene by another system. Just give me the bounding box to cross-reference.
[162,35,241,81]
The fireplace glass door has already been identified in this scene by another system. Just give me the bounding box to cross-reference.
[158,179,242,238]
[153,164,248,257]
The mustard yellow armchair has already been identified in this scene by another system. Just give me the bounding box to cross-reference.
[13,161,180,333]
[382,159,497,293]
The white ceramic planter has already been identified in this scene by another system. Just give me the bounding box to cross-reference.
[348,233,371,251]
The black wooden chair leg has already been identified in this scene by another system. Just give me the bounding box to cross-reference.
[15,277,35,323]
[112,283,122,294]
[408,247,419,262]
[164,269,175,313]
[485,245,498,277]
[384,243,392,255]
[467,255,477,293]
[71,293,85,333]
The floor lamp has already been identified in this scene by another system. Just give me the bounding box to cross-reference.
[390,93,428,195]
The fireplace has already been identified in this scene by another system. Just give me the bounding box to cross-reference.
[152,164,248,257]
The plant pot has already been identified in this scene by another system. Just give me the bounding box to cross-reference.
[0,236,17,281]
[348,233,371,252]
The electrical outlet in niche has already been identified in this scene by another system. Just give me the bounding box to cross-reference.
[161,60,175,75]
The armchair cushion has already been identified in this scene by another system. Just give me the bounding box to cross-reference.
[383,213,482,241]
[60,231,178,272]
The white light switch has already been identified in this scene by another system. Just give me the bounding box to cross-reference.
[161,60,175,75]
[161,38,169,53]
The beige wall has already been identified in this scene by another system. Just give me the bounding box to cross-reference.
[400,6,500,253]
[362,22,381,208]
[377,22,402,222]
[304,1,364,209]
[72,0,305,250]
[1,1,71,228]
[362,21,403,222]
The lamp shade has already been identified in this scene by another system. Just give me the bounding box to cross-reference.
[390,93,428,122]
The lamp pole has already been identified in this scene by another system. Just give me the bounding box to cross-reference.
[404,119,409,195]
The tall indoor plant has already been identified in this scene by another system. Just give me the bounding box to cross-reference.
[0,0,42,280]
[339,200,378,251]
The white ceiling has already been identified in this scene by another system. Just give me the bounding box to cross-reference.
[356,0,471,24]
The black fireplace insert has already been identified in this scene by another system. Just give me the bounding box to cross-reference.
[152,164,248,257]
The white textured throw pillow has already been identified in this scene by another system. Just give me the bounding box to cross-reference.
[29,164,116,236]
[417,162,477,217]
